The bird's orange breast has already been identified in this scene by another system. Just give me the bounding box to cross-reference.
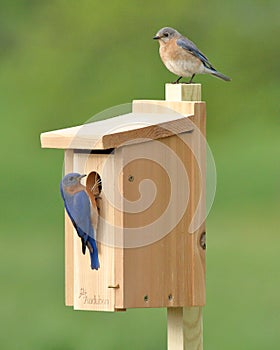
[159,38,203,77]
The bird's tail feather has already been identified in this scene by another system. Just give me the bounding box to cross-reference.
[210,69,231,82]
[87,237,100,270]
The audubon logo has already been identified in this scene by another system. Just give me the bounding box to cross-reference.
[78,288,109,305]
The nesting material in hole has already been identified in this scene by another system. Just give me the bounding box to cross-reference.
[86,172,102,222]
[86,171,102,197]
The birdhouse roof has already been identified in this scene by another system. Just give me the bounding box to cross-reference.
[40,100,198,150]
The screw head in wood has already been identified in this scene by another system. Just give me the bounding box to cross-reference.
[128,175,134,182]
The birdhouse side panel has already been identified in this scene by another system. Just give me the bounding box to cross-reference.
[119,116,206,308]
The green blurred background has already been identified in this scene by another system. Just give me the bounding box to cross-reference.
[0,1,279,349]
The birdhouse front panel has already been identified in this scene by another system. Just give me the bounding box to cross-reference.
[64,150,123,311]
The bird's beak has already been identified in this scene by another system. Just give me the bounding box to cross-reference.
[78,174,87,180]
[153,35,160,40]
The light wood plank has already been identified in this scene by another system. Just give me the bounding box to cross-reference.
[165,84,205,349]
[132,100,202,116]
[64,150,74,306]
[120,128,206,308]
[165,83,201,102]
[113,150,125,310]
[167,307,203,350]
[167,308,184,349]
[40,112,194,150]
[72,152,116,311]
[183,307,203,350]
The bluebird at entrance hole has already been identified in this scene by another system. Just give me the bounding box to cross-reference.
[153,27,231,83]
[60,173,100,270]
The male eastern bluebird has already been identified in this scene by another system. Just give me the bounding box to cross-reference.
[153,27,231,83]
[60,173,100,270]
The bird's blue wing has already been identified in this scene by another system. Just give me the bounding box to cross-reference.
[176,38,216,71]
[60,184,94,239]
[87,236,100,270]
[71,190,93,236]
[60,183,99,270]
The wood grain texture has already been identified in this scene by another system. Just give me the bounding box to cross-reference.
[117,85,206,308]
[113,153,125,310]
[167,307,203,350]
[167,308,184,349]
[165,83,201,102]
[118,127,206,308]
[64,150,74,306]
[40,112,194,150]
[72,152,116,311]
[132,100,204,117]
[166,83,204,349]
[183,307,203,350]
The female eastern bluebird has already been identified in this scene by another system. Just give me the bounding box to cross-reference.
[60,173,100,270]
[153,27,231,83]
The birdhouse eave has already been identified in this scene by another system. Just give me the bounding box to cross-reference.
[40,103,199,150]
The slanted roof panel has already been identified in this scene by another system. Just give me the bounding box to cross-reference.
[40,111,195,150]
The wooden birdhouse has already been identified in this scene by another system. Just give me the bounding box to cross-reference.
[40,84,206,313]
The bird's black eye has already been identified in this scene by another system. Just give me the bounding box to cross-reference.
[69,176,74,181]
[163,32,169,37]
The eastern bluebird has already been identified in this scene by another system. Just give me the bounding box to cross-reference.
[153,27,231,83]
[60,173,100,270]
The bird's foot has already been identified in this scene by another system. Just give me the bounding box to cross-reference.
[171,76,182,84]
[187,74,196,84]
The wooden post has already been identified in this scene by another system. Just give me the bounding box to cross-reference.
[166,83,204,350]
[168,307,203,350]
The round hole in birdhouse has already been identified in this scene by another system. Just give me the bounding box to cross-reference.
[86,171,102,197]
